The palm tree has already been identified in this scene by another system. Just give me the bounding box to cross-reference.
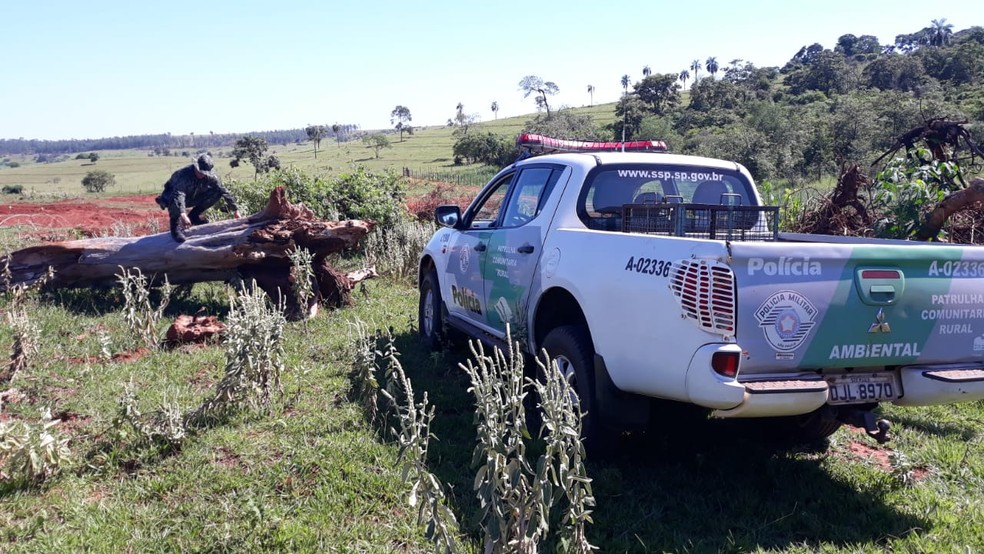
[619,75,630,143]
[642,65,651,78]
[690,59,701,82]
[678,69,690,90]
[587,84,595,106]
[930,18,954,47]
[491,101,499,120]
[705,57,719,79]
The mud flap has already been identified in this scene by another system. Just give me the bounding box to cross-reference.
[593,354,650,430]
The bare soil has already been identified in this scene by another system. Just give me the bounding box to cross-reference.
[0,194,168,239]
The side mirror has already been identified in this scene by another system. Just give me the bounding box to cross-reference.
[434,205,461,228]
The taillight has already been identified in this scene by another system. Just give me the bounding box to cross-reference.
[711,351,739,378]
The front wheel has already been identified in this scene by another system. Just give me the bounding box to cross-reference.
[541,325,609,453]
[418,270,443,350]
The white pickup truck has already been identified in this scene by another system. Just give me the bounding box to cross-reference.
[417,134,984,445]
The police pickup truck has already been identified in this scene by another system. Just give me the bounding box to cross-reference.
[417,133,984,445]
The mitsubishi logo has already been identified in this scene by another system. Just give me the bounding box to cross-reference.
[868,308,891,333]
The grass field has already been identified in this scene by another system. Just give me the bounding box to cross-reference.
[0,103,618,199]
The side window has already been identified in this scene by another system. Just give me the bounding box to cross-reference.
[501,168,556,227]
[468,172,514,228]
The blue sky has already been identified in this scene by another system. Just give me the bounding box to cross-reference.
[2,0,981,140]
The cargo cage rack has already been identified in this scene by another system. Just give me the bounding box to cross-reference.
[620,202,780,241]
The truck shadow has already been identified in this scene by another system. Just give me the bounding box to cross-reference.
[387,332,927,553]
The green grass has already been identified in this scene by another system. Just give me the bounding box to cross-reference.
[2,277,984,552]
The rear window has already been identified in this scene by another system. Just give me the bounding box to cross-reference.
[578,164,756,230]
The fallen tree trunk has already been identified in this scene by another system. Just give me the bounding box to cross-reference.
[1,187,376,319]
[917,177,984,241]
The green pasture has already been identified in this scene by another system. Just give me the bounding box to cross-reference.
[0,104,618,199]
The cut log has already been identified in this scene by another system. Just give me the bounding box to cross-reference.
[1,187,376,319]
[917,177,984,241]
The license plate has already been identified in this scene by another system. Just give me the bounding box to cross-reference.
[826,373,900,405]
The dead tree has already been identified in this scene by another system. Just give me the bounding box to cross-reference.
[1,187,376,319]
[872,117,984,170]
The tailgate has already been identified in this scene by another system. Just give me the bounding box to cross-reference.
[730,241,984,373]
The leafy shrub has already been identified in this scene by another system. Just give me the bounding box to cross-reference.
[81,169,116,193]
[2,184,24,194]
[452,132,518,166]
[227,166,407,226]
[758,180,806,231]
[872,149,960,239]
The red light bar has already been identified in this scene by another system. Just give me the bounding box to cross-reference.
[861,270,902,280]
[517,133,668,153]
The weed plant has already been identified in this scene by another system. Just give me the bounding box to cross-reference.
[376,331,459,553]
[531,351,596,553]
[0,408,72,485]
[188,281,286,426]
[349,320,381,425]
[460,332,596,553]
[364,219,436,282]
[288,246,316,323]
[2,263,51,384]
[115,266,173,350]
[114,383,187,448]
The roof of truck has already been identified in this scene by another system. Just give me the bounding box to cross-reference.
[516,150,746,172]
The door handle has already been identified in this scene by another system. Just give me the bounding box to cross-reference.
[517,244,535,254]
[474,243,486,252]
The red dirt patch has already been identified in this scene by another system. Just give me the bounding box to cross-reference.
[0,194,168,239]
[62,347,151,366]
[846,439,893,471]
[112,348,151,363]
[52,409,91,434]
[840,428,930,482]
[166,315,225,346]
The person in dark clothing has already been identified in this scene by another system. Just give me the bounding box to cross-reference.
[155,153,241,242]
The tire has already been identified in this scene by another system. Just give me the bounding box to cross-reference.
[542,325,610,454]
[418,270,444,350]
[754,406,843,444]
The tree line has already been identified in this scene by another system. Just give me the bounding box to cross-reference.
[458,20,984,187]
[0,125,361,158]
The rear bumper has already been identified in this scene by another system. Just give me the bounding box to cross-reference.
[706,364,984,418]
[893,365,984,406]
[709,377,829,418]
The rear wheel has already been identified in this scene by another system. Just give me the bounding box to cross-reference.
[755,406,843,444]
[542,325,610,453]
[418,270,443,350]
